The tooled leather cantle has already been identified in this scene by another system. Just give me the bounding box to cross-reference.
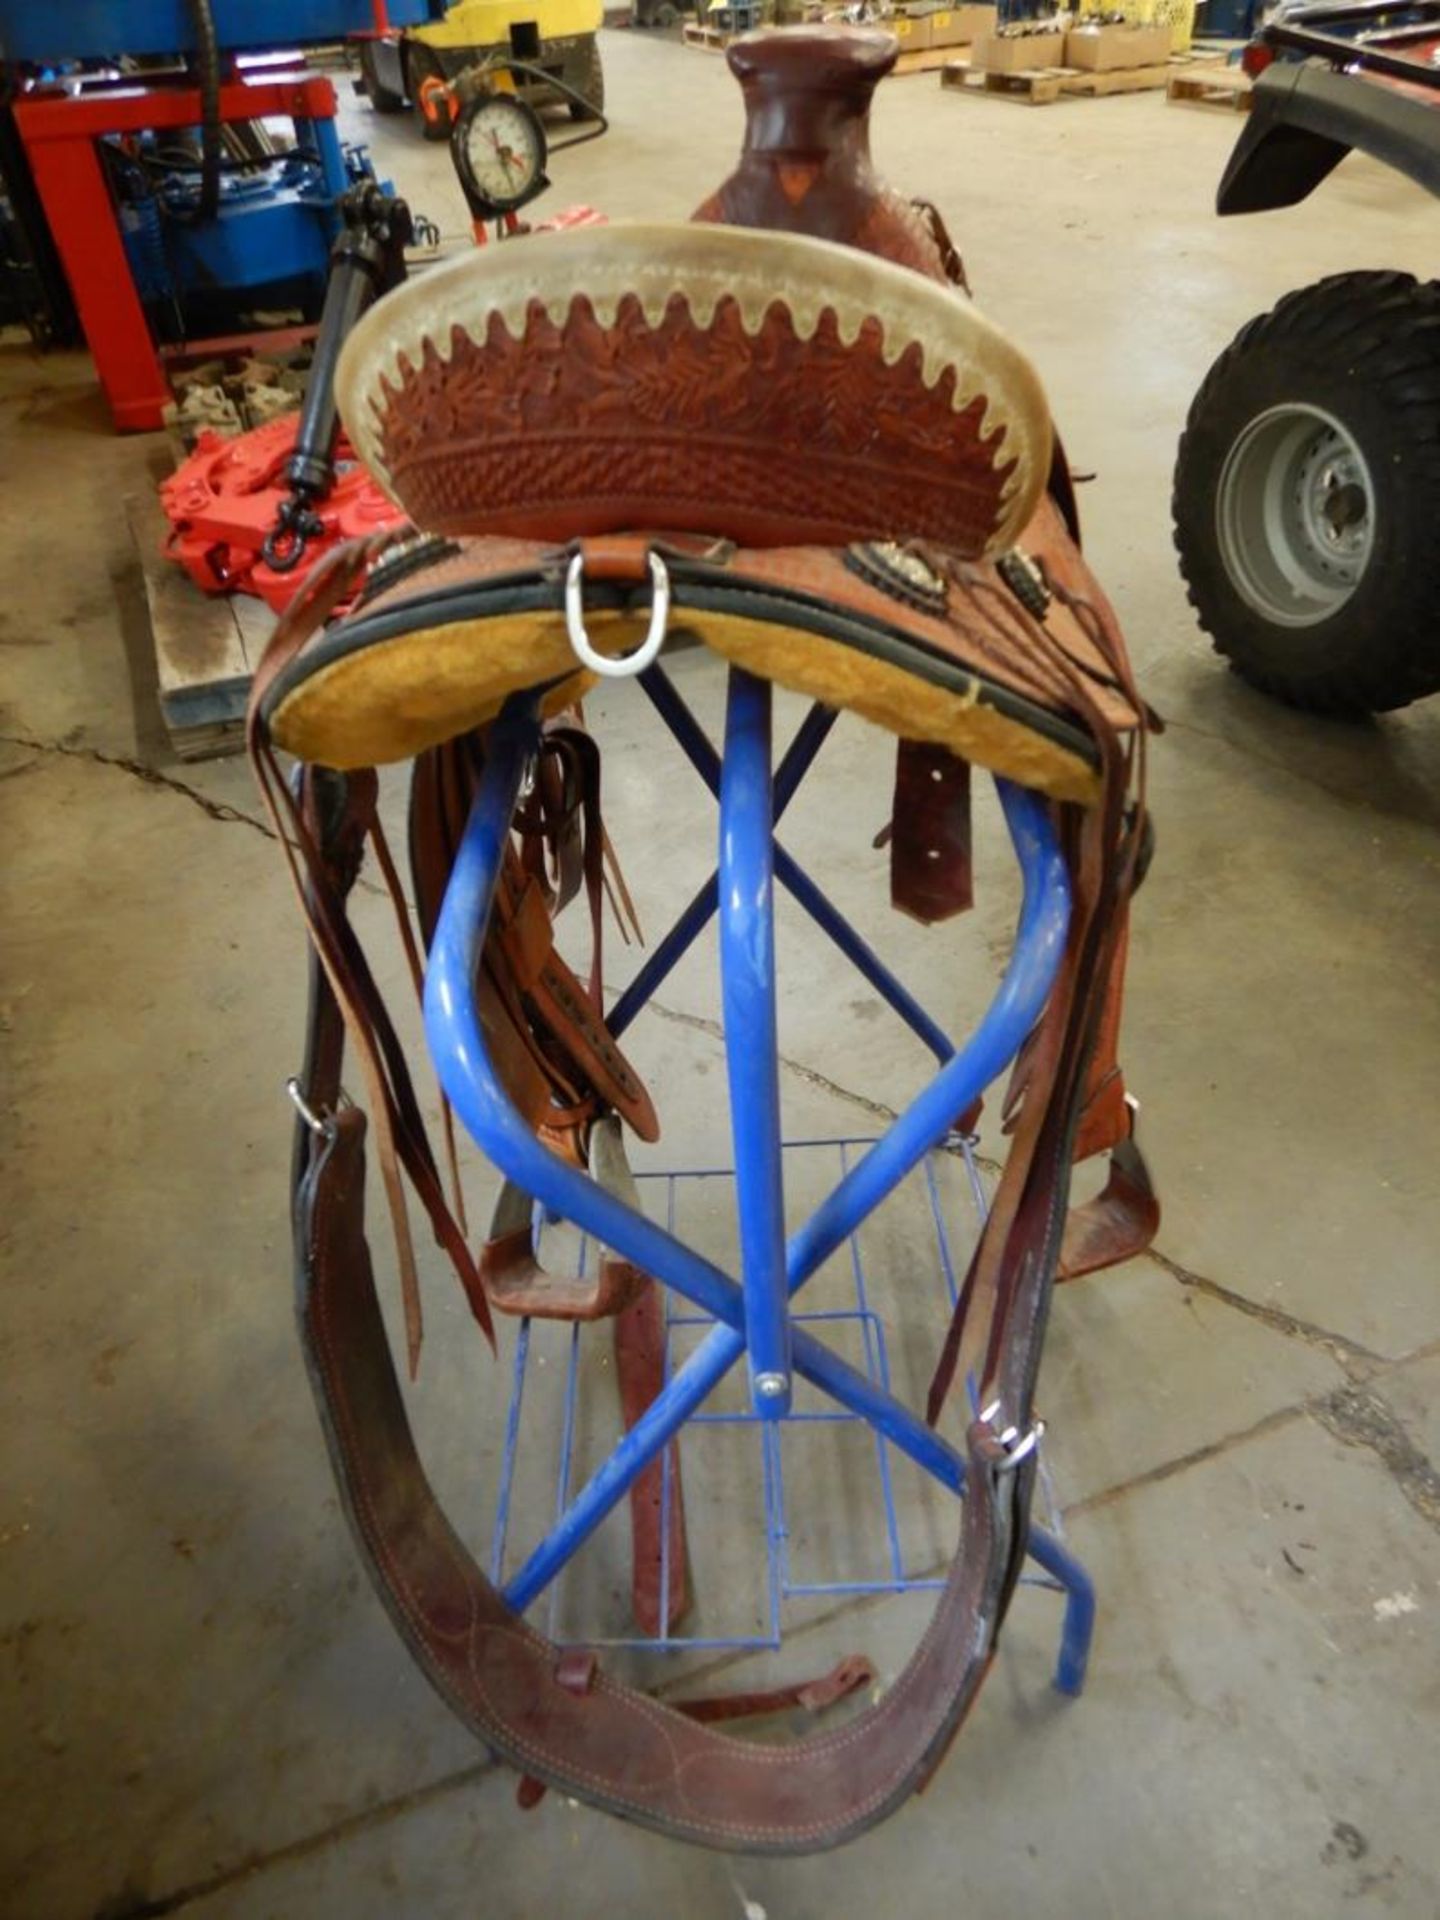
[691,27,955,282]
[337,25,1045,555]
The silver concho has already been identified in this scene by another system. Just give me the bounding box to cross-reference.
[844,541,949,617]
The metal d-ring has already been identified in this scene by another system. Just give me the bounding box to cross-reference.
[564,549,671,679]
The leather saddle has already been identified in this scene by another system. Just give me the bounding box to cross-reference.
[249,26,1159,1853]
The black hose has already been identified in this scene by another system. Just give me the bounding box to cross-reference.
[185,0,221,223]
[141,145,324,175]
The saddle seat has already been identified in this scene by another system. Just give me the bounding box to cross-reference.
[262,222,1144,804]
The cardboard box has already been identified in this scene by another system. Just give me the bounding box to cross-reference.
[928,3,996,47]
[973,28,1066,70]
[889,11,935,51]
[1063,20,1171,66]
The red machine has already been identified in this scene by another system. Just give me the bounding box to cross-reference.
[159,204,603,614]
[161,415,404,612]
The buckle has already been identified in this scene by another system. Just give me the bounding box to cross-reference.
[976,1398,1046,1474]
[286,1076,337,1139]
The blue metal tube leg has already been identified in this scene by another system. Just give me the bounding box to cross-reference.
[719,668,791,1416]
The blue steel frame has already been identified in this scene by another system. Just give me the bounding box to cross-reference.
[423,673,1096,1694]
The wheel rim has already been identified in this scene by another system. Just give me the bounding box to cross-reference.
[1214,402,1375,627]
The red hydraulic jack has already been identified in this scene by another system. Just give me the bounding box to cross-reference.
[160,417,402,614]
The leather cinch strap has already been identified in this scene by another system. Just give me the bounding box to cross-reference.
[297,1111,1020,1851]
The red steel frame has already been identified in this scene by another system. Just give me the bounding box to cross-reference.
[13,71,338,432]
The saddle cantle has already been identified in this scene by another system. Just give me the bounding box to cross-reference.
[336,220,1050,554]
[249,24,1160,1855]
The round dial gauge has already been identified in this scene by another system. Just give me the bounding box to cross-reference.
[454,93,547,216]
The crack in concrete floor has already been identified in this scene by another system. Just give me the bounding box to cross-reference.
[0,731,277,840]
[631,992,904,1127]
[1143,1244,1384,1376]
[1312,1381,1440,1535]
[91,1763,494,1920]
[0,730,403,903]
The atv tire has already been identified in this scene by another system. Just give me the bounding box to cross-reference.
[566,35,606,120]
[358,40,405,113]
[1173,270,1440,714]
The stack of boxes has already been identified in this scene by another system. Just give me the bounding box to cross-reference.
[1063,17,1172,65]
[970,11,1175,70]
[885,2,997,54]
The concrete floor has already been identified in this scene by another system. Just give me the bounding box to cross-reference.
[3,30,1440,1919]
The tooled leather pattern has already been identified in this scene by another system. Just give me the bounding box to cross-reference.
[375,295,1012,553]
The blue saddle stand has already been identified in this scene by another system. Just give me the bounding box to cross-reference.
[423,665,1096,1695]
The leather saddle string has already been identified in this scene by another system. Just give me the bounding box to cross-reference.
[531,723,609,1010]
[363,804,470,1238]
[246,536,495,1367]
[245,538,428,1371]
[258,739,495,1365]
[599,819,644,948]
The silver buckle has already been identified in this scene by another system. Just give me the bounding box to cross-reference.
[977,1399,1046,1473]
[286,1076,336,1138]
[564,549,671,679]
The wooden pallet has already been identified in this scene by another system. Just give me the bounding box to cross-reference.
[942,51,1219,104]
[126,491,273,761]
[893,42,971,74]
[682,21,734,47]
[1166,64,1252,110]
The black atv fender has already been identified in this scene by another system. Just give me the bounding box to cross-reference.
[1217,59,1440,214]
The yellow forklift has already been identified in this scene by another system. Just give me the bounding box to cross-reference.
[356,0,605,140]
